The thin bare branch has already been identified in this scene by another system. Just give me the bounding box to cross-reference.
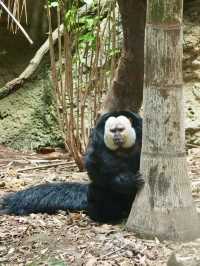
[0,0,33,44]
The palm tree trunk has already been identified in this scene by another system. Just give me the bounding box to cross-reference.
[126,0,199,241]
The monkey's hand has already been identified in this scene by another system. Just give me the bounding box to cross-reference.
[111,171,144,194]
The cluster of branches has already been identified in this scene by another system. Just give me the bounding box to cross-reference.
[46,0,120,170]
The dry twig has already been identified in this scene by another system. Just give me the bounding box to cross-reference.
[17,161,75,172]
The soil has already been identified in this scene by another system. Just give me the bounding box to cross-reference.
[0,145,200,266]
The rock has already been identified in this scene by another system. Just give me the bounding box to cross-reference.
[167,239,200,266]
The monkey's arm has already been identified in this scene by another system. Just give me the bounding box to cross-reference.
[85,146,118,187]
[84,139,109,182]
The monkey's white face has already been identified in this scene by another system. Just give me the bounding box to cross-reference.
[104,116,136,151]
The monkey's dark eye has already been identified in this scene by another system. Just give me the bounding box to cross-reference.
[117,128,124,132]
[110,129,117,133]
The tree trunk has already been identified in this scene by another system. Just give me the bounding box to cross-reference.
[126,0,199,241]
[101,0,146,113]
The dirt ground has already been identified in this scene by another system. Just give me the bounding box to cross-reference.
[0,145,200,266]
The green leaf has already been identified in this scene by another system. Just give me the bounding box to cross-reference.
[64,7,78,31]
[79,33,96,43]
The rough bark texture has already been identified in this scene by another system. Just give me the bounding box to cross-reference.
[102,0,146,113]
[126,0,200,241]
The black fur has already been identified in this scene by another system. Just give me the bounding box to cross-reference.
[0,183,88,215]
[0,111,143,223]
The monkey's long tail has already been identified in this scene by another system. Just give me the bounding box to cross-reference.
[0,182,89,215]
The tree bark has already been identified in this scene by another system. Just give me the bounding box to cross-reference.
[101,0,146,113]
[126,0,199,241]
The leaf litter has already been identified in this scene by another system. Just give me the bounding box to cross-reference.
[0,145,200,265]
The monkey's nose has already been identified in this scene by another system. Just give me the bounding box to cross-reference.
[113,135,124,146]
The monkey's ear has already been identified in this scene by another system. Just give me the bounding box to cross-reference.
[128,117,133,125]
